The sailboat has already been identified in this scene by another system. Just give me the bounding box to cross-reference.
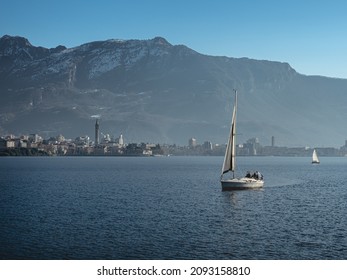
[312,149,320,164]
[220,90,264,191]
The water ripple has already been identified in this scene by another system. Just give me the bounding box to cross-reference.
[1,156,347,259]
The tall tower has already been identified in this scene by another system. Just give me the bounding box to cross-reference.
[95,119,100,146]
[271,136,275,147]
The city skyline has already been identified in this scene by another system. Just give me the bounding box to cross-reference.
[2,127,347,151]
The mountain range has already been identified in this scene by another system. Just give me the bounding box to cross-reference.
[1,34,347,147]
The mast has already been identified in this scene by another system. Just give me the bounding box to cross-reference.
[231,89,237,177]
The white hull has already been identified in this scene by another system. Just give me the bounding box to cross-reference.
[221,177,264,191]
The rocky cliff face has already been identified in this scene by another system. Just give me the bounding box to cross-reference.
[1,35,347,147]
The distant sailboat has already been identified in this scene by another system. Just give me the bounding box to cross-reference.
[220,90,264,191]
[312,149,320,164]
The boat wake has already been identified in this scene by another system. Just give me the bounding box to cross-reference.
[264,177,303,188]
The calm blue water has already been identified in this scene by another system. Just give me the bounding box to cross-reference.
[0,156,346,260]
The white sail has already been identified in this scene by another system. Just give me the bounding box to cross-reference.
[221,91,237,176]
[312,149,320,164]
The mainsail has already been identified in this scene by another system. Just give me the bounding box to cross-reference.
[221,90,237,177]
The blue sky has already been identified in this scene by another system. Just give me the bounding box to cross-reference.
[1,0,347,78]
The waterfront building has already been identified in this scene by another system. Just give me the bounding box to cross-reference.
[244,138,260,155]
[189,138,197,148]
[29,134,43,143]
[101,133,111,143]
[56,134,65,143]
[203,141,213,151]
[75,136,90,147]
[0,138,15,149]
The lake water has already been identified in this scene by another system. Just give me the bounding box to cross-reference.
[0,156,346,260]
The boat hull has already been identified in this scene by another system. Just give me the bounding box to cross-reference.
[221,177,264,191]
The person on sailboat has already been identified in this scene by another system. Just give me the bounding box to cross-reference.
[251,171,262,180]
[255,171,263,180]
